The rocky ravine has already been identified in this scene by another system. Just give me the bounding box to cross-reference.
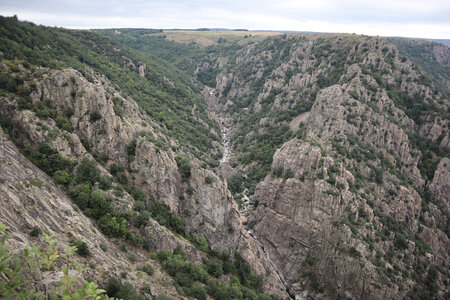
[0,63,289,298]
[0,126,184,299]
[187,34,450,299]
[1,27,449,300]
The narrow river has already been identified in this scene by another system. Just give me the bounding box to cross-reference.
[215,111,294,299]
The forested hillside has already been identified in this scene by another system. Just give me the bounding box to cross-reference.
[0,16,449,300]
[0,16,220,160]
[106,29,450,299]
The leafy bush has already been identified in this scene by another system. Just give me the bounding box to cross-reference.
[127,140,136,161]
[125,186,147,202]
[73,238,90,257]
[99,175,113,190]
[27,143,73,177]
[175,155,192,182]
[0,222,105,299]
[99,213,128,238]
[53,170,72,187]
[184,282,207,300]
[227,173,244,194]
[29,226,41,237]
[134,210,150,228]
[195,236,209,252]
[55,115,74,132]
[147,203,188,237]
[204,258,224,277]
[90,111,102,122]
[75,157,100,184]
[205,176,213,184]
[69,184,110,219]
[141,263,155,276]
[105,277,145,300]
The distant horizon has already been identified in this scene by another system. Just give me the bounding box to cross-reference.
[1,0,449,39]
[4,15,450,43]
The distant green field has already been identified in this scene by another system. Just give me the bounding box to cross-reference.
[163,30,281,46]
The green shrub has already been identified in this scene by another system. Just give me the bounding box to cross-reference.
[53,170,72,186]
[33,100,56,119]
[99,175,113,190]
[75,157,100,184]
[55,115,73,132]
[99,213,128,238]
[227,173,244,194]
[185,282,206,300]
[134,210,150,228]
[28,143,73,176]
[195,236,209,252]
[147,203,188,237]
[204,258,224,277]
[29,226,41,237]
[90,111,102,122]
[74,238,90,257]
[175,155,192,182]
[70,184,110,219]
[126,186,147,202]
[127,140,136,161]
[105,277,145,300]
[141,263,155,276]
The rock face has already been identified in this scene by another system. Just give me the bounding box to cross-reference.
[0,22,449,300]
[180,34,450,299]
[430,158,450,213]
[0,63,288,298]
[0,127,182,299]
[250,140,390,298]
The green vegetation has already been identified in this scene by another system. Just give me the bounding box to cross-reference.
[235,124,293,193]
[227,173,244,195]
[26,143,75,179]
[0,222,106,299]
[156,247,273,300]
[0,16,219,159]
[105,277,145,300]
[73,238,90,257]
[75,157,100,184]
[392,38,450,98]
[175,155,192,182]
[140,263,155,276]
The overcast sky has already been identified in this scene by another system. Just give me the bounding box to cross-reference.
[0,0,449,39]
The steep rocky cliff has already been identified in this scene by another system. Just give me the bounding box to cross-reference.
[127,32,449,299]
[1,17,449,300]
[0,42,288,298]
[213,36,449,299]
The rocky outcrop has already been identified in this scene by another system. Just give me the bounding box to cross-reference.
[1,26,449,300]
[0,64,289,297]
[430,158,450,213]
[0,127,183,299]
[190,34,450,299]
[30,68,147,166]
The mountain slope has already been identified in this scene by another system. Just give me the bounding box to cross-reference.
[0,16,220,160]
[1,18,449,300]
[391,38,450,98]
[0,17,288,299]
[109,31,450,299]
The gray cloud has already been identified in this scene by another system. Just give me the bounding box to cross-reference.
[0,0,449,38]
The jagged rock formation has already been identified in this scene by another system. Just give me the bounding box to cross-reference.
[0,127,183,299]
[157,33,449,299]
[0,58,288,298]
[0,17,449,300]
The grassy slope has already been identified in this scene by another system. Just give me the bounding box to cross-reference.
[0,16,219,158]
